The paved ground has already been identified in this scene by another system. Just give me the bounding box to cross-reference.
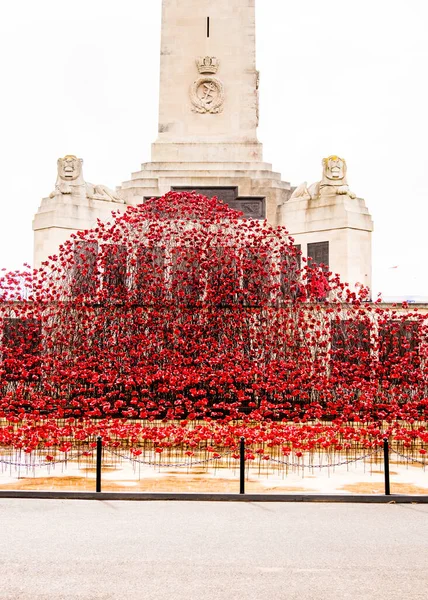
[0,500,427,600]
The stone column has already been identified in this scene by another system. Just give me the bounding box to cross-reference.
[152,0,263,163]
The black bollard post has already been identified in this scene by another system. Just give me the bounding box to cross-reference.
[96,436,102,493]
[240,437,245,495]
[383,438,390,496]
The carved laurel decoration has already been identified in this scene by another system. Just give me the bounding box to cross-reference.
[190,76,225,114]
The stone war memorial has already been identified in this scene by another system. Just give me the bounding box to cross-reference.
[1,0,427,496]
[33,0,373,290]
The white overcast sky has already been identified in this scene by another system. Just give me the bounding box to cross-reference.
[1,0,427,299]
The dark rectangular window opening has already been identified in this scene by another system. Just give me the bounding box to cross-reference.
[2,317,42,380]
[72,241,98,297]
[280,244,301,298]
[3,317,42,355]
[135,246,165,303]
[331,319,371,364]
[379,320,420,359]
[207,17,210,38]
[307,241,329,271]
[171,247,202,304]
[102,244,128,295]
[241,246,270,306]
[378,320,420,383]
[206,246,238,307]
[307,241,329,300]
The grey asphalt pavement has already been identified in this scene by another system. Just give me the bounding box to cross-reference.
[0,500,427,600]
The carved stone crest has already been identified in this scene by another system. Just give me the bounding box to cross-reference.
[190,77,224,114]
[190,56,224,114]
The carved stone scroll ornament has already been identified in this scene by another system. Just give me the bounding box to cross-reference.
[49,155,125,203]
[190,56,225,114]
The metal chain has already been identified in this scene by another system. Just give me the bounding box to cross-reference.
[0,446,425,470]
[105,447,231,468]
[390,448,427,466]
[0,452,90,468]
[269,449,382,470]
[106,448,382,470]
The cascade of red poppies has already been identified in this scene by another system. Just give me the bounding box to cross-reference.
[0,192,427,453]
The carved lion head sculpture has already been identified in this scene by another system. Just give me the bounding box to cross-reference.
[322,155,347,182]
[57,155,83,182]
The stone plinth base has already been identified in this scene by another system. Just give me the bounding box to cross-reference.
[120,155,292,226]
[281,189,374,290]
[33,195,127,268]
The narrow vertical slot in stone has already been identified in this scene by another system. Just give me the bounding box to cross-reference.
[207,16,210,38]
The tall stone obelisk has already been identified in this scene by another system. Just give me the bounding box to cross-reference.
[119,0,292,223]
[153,0,261,162]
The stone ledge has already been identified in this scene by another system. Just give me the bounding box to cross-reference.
[151,142,264,163]
[122,175,290,191]
[128,170,283,182]
[136,161,274,173]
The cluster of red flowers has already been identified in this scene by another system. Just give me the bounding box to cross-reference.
[0,192,427,452]
[0,420,426,456]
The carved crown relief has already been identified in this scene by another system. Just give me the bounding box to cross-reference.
[196,56,219,75]
[190,56,224,114]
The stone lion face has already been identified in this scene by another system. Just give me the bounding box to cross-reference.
[323,155,346,181]
[58,155,82,181]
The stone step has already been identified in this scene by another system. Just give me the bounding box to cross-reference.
[121,178,159,189]
[122,175,292,194]
[249,179,292,190]
[123,178,250,190]
[128,169,283,182]
[126,190,159,202]
[135,161,274,173]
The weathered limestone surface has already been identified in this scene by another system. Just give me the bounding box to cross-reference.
[118,0,292,226]
[33,157,126,267]
[154,0,259,150]
[283,157,374,289]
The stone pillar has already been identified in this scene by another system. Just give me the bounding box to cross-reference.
[152,0,263,163]
[33,156,127,268]
[282,157,374,291]
[120,0,292,223]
